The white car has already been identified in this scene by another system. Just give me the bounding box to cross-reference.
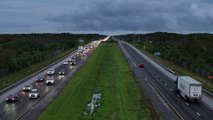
[23,84,33,91]
[63,61,68,65]
[47,69,55,75]
[46,78,55,85]
[29,89,40,99]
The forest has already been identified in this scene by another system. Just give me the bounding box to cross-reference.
[116,32,213,79]
[0,33,105,76]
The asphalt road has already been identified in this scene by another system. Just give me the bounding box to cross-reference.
[118,40,213,120]
[0,41,100,120]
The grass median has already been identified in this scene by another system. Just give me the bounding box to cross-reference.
[39,42,160,120]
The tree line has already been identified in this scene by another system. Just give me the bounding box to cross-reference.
[116,32,212,79]
[0,33,105,76]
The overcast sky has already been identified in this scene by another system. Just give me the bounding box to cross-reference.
[0,0,213,35]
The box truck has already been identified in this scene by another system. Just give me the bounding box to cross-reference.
[175,76,202,102]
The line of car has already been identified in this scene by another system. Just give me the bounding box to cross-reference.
[5,55,77,103]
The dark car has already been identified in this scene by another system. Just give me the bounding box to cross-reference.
[70,62,76,66]
[6,94,18,103]
[139,63,145,68]
[22,84,33,91]
[59,70,66,75]
[36,76,44,82]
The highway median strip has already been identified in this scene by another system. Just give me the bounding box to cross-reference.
[39,42,159,120]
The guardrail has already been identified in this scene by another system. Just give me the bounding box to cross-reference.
[0,49,77,95]
[120,40,213,98]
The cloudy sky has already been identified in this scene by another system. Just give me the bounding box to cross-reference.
[0,0,213,35]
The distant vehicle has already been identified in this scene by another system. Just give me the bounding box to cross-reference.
[68,58,72,62]
[175,76,202,102]
[70,62,76,66]
[29,89,40,99]
[71,56,76,60]
[78,46,83,50]
[46,77,55,85]
[36,76,44,82]
[23,84,33,91]
[139,63,145,68]
[6,94,18,103]
[47,69,55,75]
[63,61,68,65]
[58,70,65,75]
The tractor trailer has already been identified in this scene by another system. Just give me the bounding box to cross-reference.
[176,76,202,102]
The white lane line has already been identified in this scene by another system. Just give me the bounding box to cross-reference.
[170,88,173,91]
[185,102,189,106]
[165,83,167,86]
[133,62,137,68]
[196,112,201,116]
[177,95,180,97]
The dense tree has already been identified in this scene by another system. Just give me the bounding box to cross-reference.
[0,33,105,76]
[116,32,213,78]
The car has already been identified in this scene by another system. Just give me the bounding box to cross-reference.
[63,61,68,65]
[29,89,40,99]
[23,84,33,91]
[68,58,72,62]
[58,70,65,75]
[6,94,18,103]
[70,62,76,66]
[139,63,145,68]
[46,77,55,85]
[36,76,44,82]
[47,69,55,75]
[71,56,76,60]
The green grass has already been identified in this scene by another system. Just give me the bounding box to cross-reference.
[134,44,213,92]
[0,48,75,90]
[39,42,159,120]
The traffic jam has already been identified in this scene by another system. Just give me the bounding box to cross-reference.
[4,42,98,104]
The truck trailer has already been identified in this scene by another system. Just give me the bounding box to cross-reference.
[176,76,202,102]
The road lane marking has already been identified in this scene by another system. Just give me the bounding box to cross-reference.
[170,88,173,91]
[196,112,201,116]
[177,95,180,97]
[139,70,184,120]
[185,102,189,106]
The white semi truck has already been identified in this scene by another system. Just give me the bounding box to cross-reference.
[175,76,202,102]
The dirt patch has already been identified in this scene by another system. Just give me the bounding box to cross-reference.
[111,112,116,120]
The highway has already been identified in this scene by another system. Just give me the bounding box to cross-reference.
[0,40,101,120]
[118,40,213,120]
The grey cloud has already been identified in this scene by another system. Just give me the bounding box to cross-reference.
[1,0,213,34]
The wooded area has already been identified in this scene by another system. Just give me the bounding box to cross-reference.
[116,32,213,79]
[0,33,105,76]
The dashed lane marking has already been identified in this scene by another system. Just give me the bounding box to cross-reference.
[196,112,201,116]
[185,102,189,106]
[177,95,180,97]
